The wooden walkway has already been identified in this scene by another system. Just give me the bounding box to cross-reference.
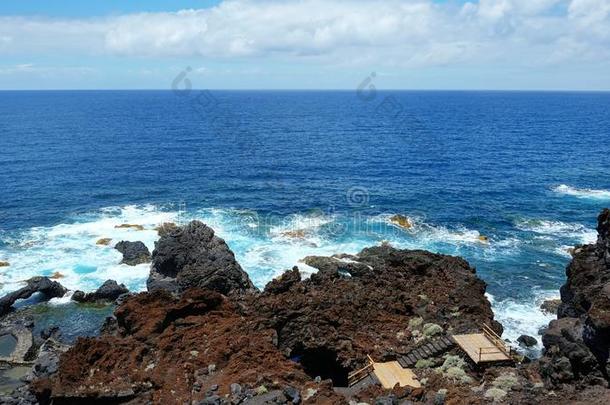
[372,361,421,389]
[397,335,454,368]
[453,324,512,364]
[348,358,421,389]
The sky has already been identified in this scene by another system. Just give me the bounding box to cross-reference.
[0,0,609,90]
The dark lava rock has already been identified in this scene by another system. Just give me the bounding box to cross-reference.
[517,334,538,347]
[31,338,71,379]
[251,244,501,372]
[147,220,255,295]
[282,386,300,403]
[115,241,151,266]
[28,238,502,404]
[540,209,610,387]
[0,277,67,316]
[263,267,301,294]
[540,299,561,315]
[40,326,61,341]
[72,280,129,303]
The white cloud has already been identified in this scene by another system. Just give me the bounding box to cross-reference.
[0,0,609,69]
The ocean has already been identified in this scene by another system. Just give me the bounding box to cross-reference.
[1,90,610,346]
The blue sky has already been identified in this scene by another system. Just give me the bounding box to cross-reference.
[0,1,222,17]
[1,0,609,90]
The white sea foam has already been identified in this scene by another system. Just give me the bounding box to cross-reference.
[515,218,597,244]
[552,184,610,200]
[0,204,567,345]
[0,205,178,295]
[491,290,559,354]
[374,213,492,246]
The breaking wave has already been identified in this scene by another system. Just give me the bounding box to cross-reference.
[552,184,610,200]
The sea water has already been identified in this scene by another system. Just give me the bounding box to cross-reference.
[1,90,609,349]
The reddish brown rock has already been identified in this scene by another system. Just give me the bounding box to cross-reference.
[33,289,326,404]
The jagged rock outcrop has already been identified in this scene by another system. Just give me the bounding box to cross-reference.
[115,241,151,266]
[0,277,66,316]
[251,245,501,373]
[72,280,129,304]
[33,243,499,404]
[32,289,338,404]
[541,208,610,386]
[147,220,255,295]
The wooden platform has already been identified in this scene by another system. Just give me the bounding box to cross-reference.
[452,324,513,364]
[372,361,421,389]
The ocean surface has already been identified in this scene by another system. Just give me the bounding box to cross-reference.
[1,90,610,348]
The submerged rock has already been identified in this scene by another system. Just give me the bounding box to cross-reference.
[0,277,67,316]
[114,224,144,231]
[517,335,538,347]
[540,299,561,315]
[72,280,129,304]
[390,214,412,229]
[0,261,9,267]
[95,238,112,246]
[147,220,255,295]
[115,241,151,266]
[155,222,178,237]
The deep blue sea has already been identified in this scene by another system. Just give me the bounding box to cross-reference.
[1,90,610,346]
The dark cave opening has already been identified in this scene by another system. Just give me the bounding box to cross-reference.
[291,346,350,387]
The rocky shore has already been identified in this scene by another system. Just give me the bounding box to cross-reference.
[1,211,610,404]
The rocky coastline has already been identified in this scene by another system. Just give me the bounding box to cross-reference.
[0,211,609,404]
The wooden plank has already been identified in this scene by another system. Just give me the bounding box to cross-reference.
[452,333,510,364]
[397,357,409,368]
[372,362,421,389]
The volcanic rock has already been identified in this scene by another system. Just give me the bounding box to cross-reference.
[249,245,501,373]
[33,243,498,404]
[0,277,67,316]
[540,299,561,315]
[541,208,610,387]
[115,241,151,266]
[390,214,412,229]
[263,267,301,294]
[96,238,112,246]
[31,289,334,404]
[72,280,129,304]
[155,222,178,237]
[517,335,537,347]
[114,224,144,231]
[147,220,255,295]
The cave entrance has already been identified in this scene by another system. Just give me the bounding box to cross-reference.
[291,346,350,387]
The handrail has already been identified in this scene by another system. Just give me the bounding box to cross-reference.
[348,355,375,386]
[481,324,512,358]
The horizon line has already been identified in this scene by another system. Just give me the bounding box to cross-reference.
[2,88,610,93]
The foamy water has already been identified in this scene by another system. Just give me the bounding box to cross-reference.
[489,290,559,354]
[0,203,597,344]
[515,218,597,245]
[553,184,610,200]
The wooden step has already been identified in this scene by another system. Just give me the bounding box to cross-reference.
[397,356,409,368]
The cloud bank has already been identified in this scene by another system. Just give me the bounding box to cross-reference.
[1,0,610,89]
[1,0,609,68]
